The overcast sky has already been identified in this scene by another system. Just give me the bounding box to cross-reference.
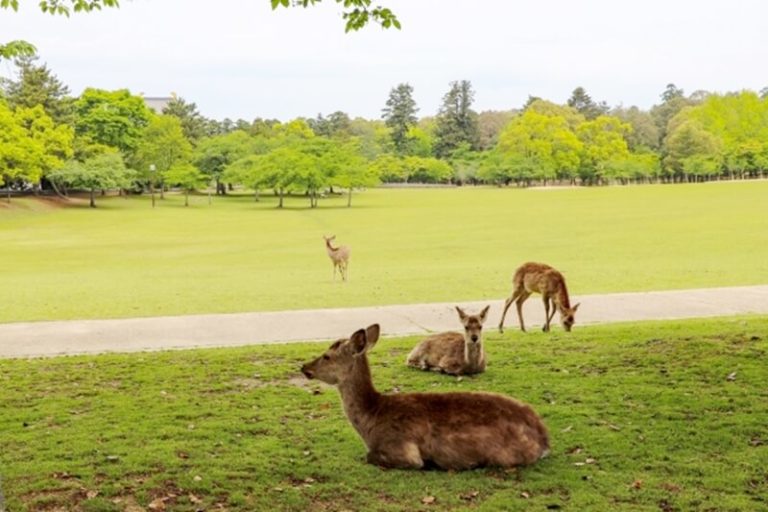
[1,0,766,121]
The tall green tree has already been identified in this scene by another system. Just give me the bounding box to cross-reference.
[134,115,193,196]
[194,130,255,194]
[496,107,582,183]
[0,55,74,125]
[381,83,419,154]
[0,102,73,198]
[162,95,208,143]
[651,83,692,147]
[74,88,153,156]
[567,87,608,120]
[576,115,632,183]
[433,80,479,158]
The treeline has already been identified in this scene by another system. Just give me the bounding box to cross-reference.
[1,55,768,209]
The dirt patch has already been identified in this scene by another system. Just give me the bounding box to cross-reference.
[286,375,332,394]
[232,377,268,389]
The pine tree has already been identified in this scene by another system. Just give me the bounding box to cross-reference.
[433,80,479,158]
[1,55,74,125]
[381,83,418,154]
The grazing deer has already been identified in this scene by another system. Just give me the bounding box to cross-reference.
[498,262,580,333]
[301,324,550,470]
[406,305,490,375]
[323,235,350,282]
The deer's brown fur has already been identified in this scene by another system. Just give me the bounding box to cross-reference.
[499,262,580,333]
[406,306,489,375]
[323,235,350,282]
[301,324,550,470]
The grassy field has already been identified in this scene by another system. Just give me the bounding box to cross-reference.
[1,182,767,323]
[0,316,766,511]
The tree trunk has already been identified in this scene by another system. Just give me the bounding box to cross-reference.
[50,179,68,199]
[6,186,10,203]
[185,189,189,207]
[254,189,259,202]
[89,188,96,208]
[347,187,352,207]
[160,183,165,199]
[278,188,284,208]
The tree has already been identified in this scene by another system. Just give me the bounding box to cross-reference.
[0,102,73,199]
[194,130,255,194]
[223,154,271,202]
[477,110,516,151]
[663,120,722,181]
[369,154,406,183]
[381,83,418,154]
[567,87,608,120]
[162,95,208,143]
[164,162,208,206]
[496,107,582,184]
[270,0,399,32]
[611,106,660,150]
[48,152,134,207]
[308,111,351,138]
[434,80,479,158]
[0,40,36,62]
[576,115,632,184]
[74,88,153,156]
[326,140,374,206]
[1,54,75,126]
[651,83,692,147]
[403,156,452,183]
[134,115,193,196]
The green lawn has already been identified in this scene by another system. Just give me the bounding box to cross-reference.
[1,182,767,323]
[0,317,766,511]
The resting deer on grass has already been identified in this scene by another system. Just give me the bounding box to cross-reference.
[406,305,490,376]
[301,324,550,470]
[323,235,350,282]
[498,262,580,333]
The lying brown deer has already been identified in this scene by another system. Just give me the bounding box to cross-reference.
[406,305,490,375]
[499,262,579,333]
[301,324,550,470]
[323,235,350,282]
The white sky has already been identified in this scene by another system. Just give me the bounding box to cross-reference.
[1,0,766,121]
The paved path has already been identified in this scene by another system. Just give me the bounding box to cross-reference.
[1,285,767,359]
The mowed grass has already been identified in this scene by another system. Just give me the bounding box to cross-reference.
[0,317,766,511]
[1,182,767,323]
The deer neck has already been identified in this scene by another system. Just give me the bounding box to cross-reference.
[325,240,338,253]
[337,356,381,444]
[464,339,485,371]
[555,283,571,312]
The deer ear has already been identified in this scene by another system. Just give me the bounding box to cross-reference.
[365,324,380,348]
[455,306,467,322]
[479,305,490,324]
[572,303,580,312]
[349,328,368,355]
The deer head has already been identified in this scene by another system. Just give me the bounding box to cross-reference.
[456,305,490,344]
[301,324,380,385]
[561,303,580,332]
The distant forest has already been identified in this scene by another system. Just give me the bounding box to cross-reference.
[2,54,768,207]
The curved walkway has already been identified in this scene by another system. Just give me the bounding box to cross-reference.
[1,285,768,359]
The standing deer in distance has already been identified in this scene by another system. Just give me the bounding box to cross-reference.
[301,324,550,470]
[406,305,490,376]
[323,235,350,282]
[499,262,580,333]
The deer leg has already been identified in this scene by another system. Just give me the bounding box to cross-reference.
[367,442,424,469]
[499,288,522,333]
[516,292,531,332]
[542,296,551,332]
[546,299,557,329]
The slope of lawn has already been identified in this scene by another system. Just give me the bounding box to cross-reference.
[1,181,767,322]
[0,316,766,511]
